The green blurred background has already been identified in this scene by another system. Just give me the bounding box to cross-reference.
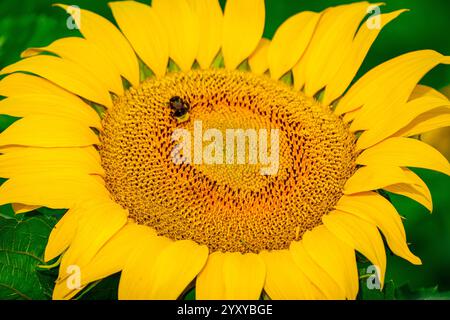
[0,0,449,299]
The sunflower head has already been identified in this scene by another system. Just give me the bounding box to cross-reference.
[100,68,358,253]
[0,0,449,301]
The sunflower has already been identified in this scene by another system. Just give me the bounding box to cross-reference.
[420,85,450,160]
[0,0,449,300]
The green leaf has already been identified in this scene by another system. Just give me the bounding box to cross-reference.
[76,273,120,300]
[0,14,78,68]
[36,207,67,216]
[0,213,60,299]
[183,287,196,300]
[358,279,397,300]
[357,262,397,300]
[396,285,450,300]
[0,115,20,133]
[0,204,15,220]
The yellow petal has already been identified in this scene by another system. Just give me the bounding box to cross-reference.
[0,146,27,154]
[152,0,199,72]
[248,38,271,75]
[118,234,172,299]
[0,146,104,178]
[0,73,76,98]
[344,165,417,194]
[384,168,432,212]
[0,56,112,107]
[292,56,307,90]
[0,145,100,159]
[195,252,226,300]
[22,37,123,95]
[301,225,359,299]
[421,127,450,161]
[52,281,84,300]
[290,240,345,299]
[336,192,421,265]
[259,250,324,300]
[342,107,361,123]
[146,240,208,299]
[268,11,320,80]
[323,9,406,106]
[55,4,140,86]
[0,115,99,148]
[188,0,223,69]
[59,200,128,277]
[80,223,155,286]
[302,2,371,97]
[109,1,168,78]
[356,137,450,176]
[0,94,101,129]
[442,85,450,98]
[12,203,40,214]
[45,207,79,261]
[336,50,449,125]
[0,172,110,209]
[356,95,450,150]
[119,239,208,300]
[222,252,265,300]
[222,0,265,70]
[410,84,448,100]
[385,183,433,213]
[323,210,386,285]
[400,85,450,136]
[394,107,450,137]
[196,251,265,300]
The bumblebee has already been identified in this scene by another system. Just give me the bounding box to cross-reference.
[168,96,190,123]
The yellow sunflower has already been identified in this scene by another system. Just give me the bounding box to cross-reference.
[0,0,449,300]
[420,85,450,160]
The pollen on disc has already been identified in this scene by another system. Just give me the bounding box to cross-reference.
[99,69,357,253]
